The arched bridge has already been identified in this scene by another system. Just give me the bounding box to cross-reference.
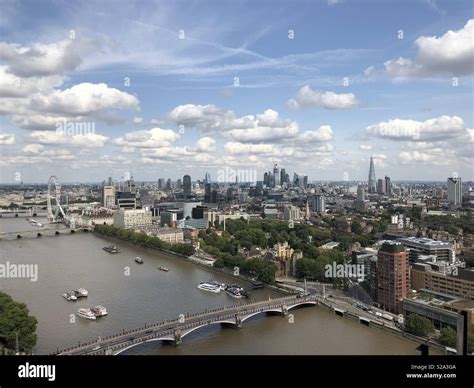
[0,227,91,241]
[54,295,318,355]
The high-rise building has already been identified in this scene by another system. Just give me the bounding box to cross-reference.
[204,183,211,203]
[273,163,280,187]
[377,178,385,195]
[166,179,172,191]
[293,173,298,186]
[124,176,136,194]
[280,168,286,184]
[183,175,191,197]
[263,172,269,187]
[447,177,462,206]
[238,192,248,203]
[204,172,211,184]
[210,189,219,204]
[283,205,300,221]
[296,174,306,190]
[376,241,408,314]
[384,176,391,195]
[101,185,115,208]
[176,179,182,189]
[269,173,275,188]
[116,191,137,209]
[368,156,376,194]
[357,185,365,201]
[158,178,165,189]
[310,194,325,213]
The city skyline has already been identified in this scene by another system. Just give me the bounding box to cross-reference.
[0,0,473,184]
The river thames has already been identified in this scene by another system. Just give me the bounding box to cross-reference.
[0,217,421,355]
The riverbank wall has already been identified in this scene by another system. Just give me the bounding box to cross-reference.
[317,299,446,354]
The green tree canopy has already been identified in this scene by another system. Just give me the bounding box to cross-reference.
[0,292,37,351]
[405,314,433,337]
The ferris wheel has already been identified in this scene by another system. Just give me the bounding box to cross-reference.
[47,176,66,222]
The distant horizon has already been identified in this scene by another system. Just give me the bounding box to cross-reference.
[0,178,472,186]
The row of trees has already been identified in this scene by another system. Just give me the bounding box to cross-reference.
[405,314,474,353]
[0,292,37,352]
[404,314,434,337]
[424,213,474,235]
[201,218,349,284]
[439,326,474,353]
[295,250,345,282]
[213,255,277,285]
[94,224,195,256]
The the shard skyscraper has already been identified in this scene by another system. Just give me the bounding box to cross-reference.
[368,156,376,193]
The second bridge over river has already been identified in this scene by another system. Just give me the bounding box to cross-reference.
[56,294,318,355]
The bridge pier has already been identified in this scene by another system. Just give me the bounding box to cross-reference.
[235,314,242,328]
[281,304,288,316]
[174,329,182,346]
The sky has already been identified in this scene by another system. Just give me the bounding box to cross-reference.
[0,0,473,183]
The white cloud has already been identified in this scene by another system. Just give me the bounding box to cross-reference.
[224,142,276,155]
[0,38,98,77]
[30,83,139,115]
[169,104,299,142]
[399,151,435,163]
[114,128,180,148]
[287,85,359,110]
[168,104,234,132]
[0,38,139,131]
[0,66,64,98]
[299,125,333,142]
[228,109,299,142]
[21,143,75,159]
[384,20,474,78]
[195,137,216,152]
[22,144,44,154]
[364,66,376,77]
[359,144,372,150]
[366,115,465,141]
[384,57,423,79]
[0,133,15,145]
[371,153,388,167]
[27,130,109,148]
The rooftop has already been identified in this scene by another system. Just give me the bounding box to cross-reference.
[397,236,452,248]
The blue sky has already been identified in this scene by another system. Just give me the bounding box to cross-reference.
[0,0,473,183]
